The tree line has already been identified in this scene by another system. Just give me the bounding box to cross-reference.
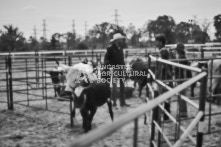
[1,14,221,52]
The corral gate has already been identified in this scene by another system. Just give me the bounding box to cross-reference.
[0,52,110,127]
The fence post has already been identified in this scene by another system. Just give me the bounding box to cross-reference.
[145,48,147,57]
[125,50,128,58]
[95,54,98,64]
[125,50,128,64]
[200,48,204,59]
[44,58,48,109]
[92,49,94,61]
[133,118,139,147]
[148,54,151,69]
[70,94,74,127]
[68,55,74,127]
[146,54,151,98]
[68,56,72,66]
[8,56,13,110]
[99,53,102,64]
[25,58,30,106]
[150,91,159,147]
[35,51,39,87]
[208,59,213,133]
[196,70,207,147]
[155,57,162,147]
[5,57,9,109]
[155,57,160,79]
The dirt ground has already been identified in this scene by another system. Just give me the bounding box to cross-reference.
[0,85,221,147]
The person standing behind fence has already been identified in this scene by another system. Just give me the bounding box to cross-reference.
[155,34,172,120]
[174,43,188,118]
[104,33,130,107]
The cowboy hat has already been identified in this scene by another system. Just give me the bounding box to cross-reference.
[110,33,125,42]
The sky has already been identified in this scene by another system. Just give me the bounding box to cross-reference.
[0,0,220,40]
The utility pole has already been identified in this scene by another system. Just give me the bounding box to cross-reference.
[33,25,37,40]
[85,21,88,39]
[114,9,120,26]
[72,20,75,34]
[42,19,47,40]
[193,15,197,25]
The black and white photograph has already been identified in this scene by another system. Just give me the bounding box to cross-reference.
[0,0,221,147]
